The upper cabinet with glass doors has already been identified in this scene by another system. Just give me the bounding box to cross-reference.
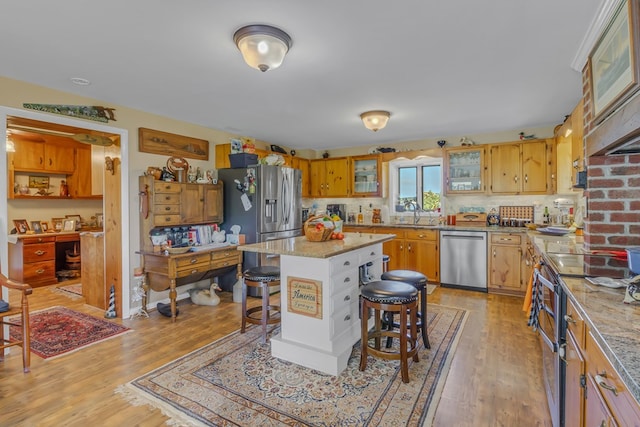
[443,146,486,194]
[351,154,381,197]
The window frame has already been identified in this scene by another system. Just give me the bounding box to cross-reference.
[388,156,443,218]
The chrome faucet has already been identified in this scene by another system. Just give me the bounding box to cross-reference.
[405,200,422,224]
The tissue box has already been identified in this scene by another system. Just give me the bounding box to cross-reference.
[229,153,258,168]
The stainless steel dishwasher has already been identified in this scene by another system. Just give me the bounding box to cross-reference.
[440,230,487,291]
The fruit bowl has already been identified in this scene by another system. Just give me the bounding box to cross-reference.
[166,246,191,254]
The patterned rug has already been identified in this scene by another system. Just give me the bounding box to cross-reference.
[8,306,131,359]
[52,283,83,300]
[117,303,467,426]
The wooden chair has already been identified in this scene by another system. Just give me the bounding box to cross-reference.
[0,272,32,373]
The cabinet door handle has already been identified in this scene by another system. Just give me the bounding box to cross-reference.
[525,174,528,183]
[34,250,46,256]
[595,372,618,396]
[493,250,496,257]
[514,175,518,183]
[36,268,45,274]
[563,314,576,324]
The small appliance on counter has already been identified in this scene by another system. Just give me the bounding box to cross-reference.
[326,204,346,221]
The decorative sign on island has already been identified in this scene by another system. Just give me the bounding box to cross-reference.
[287,276,322,319]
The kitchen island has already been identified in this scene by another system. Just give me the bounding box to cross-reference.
[238,232,394,375]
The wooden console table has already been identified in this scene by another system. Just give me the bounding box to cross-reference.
[140,245,242,321]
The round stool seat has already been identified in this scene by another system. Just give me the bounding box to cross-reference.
[361,280,417,304]
[243,266,280,282]
[381,270,427,288]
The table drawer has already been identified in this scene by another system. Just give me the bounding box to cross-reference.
[22,236,56,244]
[175,264,210,278]
[153,204,181,215]
[23,242,55,262]
[405,229,437,241]
[153,214,182,227]
[211,248,240,260]
[155,182,181,193]
[491,233,522,245]
[330,285,359,313]
[174,253,211,269]
[585,330,640,426]
[211,255,240,269]
[23,260,56,282]
[154,193,181,204]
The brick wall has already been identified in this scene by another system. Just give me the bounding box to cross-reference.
[582,66,640,256]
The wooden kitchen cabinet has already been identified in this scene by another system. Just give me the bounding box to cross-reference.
[564,298,586,427]
[180,183,223,224]
[489,139,553,195]
[81,232,106,309]
[488,232,526,295]
[11,138,76,174]
[290,156,310,197]
[351,154,381,197]
[346,226,439,282]
[66,144,104,198]
[310,157,350,197]
[443,146,487,194]
[139,176,224,252]
[555,100,584,194]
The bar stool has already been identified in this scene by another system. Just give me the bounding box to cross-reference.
[360,280,419,383]
[381,270,431,349]
[241,266,281,343]
[382,254,390,273]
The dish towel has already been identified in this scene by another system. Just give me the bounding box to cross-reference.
[522,262,540,315]
[527,268,543,331]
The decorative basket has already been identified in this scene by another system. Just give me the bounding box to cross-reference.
[304,215,335,242]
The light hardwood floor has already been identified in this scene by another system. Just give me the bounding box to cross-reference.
[1,283,552,426]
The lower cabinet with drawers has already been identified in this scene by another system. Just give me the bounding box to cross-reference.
[8,233,81,287]
[564,297,640,426]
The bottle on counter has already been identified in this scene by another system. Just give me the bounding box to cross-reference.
[357,205,364,224]
[543,206,550,224]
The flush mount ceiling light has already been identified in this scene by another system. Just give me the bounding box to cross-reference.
[233,24,292,72]
[360,110,391,132]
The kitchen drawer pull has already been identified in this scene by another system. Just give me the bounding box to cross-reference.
[344,295,351,301]
[34,250,46,256]
[343,277,350,283]
[36,268,45,274]
[189,258,198,264]
[499,238,512,241]
[344,314,351,321]
[164,195,171,200]
[595,373,618,396]
[370,251,375,256]
[190,269,198,274]
[418,234,425,238]
[165,206,171,211]
[343,261,350,266]
[563,314,576,324]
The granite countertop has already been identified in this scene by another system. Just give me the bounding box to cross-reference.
[528,231,640,403]
[238,232,395,259]
[343,222,528,233]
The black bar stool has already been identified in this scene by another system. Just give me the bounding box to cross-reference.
[241,266,281,343]
[381,269,430,349]
[359,280,419,383]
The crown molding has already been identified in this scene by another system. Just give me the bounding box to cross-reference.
[571,0,621,72]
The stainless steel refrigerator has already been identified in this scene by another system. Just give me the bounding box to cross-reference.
[218,165,302,295]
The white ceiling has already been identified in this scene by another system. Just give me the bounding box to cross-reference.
[0,0,604,151]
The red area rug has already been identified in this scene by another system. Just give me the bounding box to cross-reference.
[9,306,131,359]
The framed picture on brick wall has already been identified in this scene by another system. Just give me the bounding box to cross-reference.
[588,0,640,124]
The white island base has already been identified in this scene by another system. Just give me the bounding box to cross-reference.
[268,238,385,375]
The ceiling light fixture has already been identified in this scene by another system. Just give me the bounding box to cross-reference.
[360,110,391,132]
[233,24,292,72]
[70,77,91,86]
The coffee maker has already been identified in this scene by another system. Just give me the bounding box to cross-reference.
[326,204,346,221]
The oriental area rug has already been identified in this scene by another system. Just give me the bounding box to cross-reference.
[117,303,467,427]
[8,306,131,359]
[52,283,83,299]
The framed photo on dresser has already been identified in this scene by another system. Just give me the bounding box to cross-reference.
[52,218,64,232]
[13,219,29,234]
